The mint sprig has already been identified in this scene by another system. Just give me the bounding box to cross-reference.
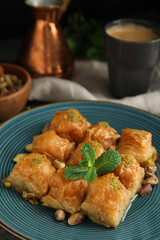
[84,167,97,184]
[80,143,95,167]
[65,143,121,184]
[95,150,121,175]
[65,166,89,180]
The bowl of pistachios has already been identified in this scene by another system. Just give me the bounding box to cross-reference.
[0,63,31,121]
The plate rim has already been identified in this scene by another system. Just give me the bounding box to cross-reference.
[1,100,160,128]
[0,222,29,240]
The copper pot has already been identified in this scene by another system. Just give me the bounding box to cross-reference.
[18,0,73,78]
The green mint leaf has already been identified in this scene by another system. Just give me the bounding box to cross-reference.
[65,166,88,180]
[81,143,95,167]
[94,150,121,175]
[79,160,89,167]
[84,167,97,184]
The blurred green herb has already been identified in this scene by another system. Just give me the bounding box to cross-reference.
[63,10,105,61]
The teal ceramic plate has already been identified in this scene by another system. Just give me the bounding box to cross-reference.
[0,101,160,240]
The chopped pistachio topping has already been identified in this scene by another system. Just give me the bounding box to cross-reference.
[89,140,102,149]
[68,110,83,122]
[122,155,133,169]
[109,193,113,198]
[98,121,109,128]
[132,131,147,139]
[31,157,43,166]
[110,178,123,191]
[134,132,144,139]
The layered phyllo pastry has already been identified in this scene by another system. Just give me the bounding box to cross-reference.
[114,153,144,197]
[117,129,157,167]
[3,153,56,201]
[50,108,90,143]
[83,122,119,150]
[41,168,88,214]
[32,130,75,164]
[81,173,132,228]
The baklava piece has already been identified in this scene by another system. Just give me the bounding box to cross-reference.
[50,108,90,143]
[3,153,56,203]
[117,129,157,167]
[41,168,88,214]
[32,130,75,164]
[83,122,119,150]
[114,153,144,197]
[67,140,105,167]
[81,173,132,228]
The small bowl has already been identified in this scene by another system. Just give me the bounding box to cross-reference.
[0,63,31,121]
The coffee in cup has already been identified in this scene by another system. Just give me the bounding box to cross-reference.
[104,19,160,98]
[106,23,159,42]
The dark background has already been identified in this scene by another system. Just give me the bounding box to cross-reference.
[0,0,160,39]
[0,0,160,63]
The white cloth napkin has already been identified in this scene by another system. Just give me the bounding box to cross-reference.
[29,60,160,117]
